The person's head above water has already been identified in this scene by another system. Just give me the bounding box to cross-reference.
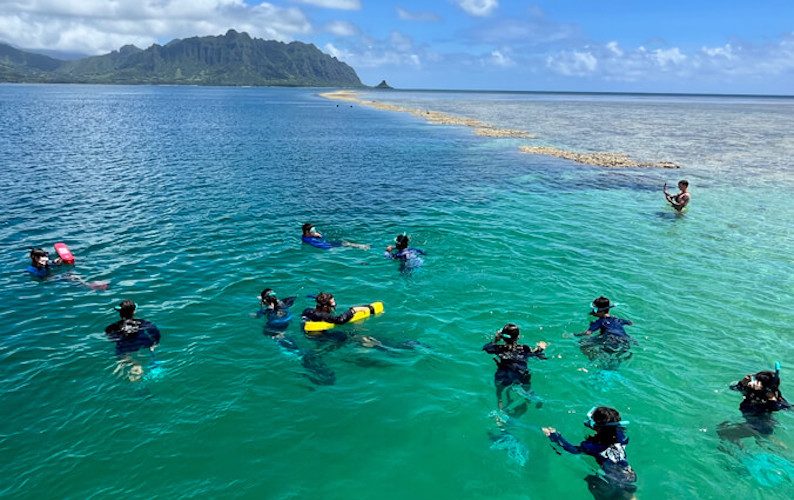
[735,369,781,394]
[590,296,614,317]
[585,406,627,430]
[498,323,520,344]
[315,292,336,311]
[302,223,321,237]
[394,233,410,251]
[678,179,689,191]
[29,247,50,268]
[260,288,277,306]
[115,299,136,320]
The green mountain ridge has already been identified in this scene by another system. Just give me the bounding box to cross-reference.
[0,30,363,87]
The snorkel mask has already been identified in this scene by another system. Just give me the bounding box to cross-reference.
[584,407,629,429]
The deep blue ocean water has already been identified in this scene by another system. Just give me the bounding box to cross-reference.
[1,84,793,498]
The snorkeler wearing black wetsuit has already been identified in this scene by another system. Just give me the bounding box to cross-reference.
[104,300,161,357]
[718,363,791,441]
[544,406,637,500]
[576,296,635,367]
[483,324,547,414]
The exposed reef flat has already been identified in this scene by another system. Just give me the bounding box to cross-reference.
[519,146,680,169]
[320,90,535,139]
[321,90,680,169]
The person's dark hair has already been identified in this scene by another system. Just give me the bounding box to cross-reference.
[500,323,520,343]
[591,406,622,426]
[29,247,48,264]
[590,406,623,443]
[591,296,611,315]
[678,179,689,188]
[260,288,277,306]
[315,292,334,311]
[302,223,313,235]
[753,371,779,391]
[395,234,409,250]
[117,299,136,320]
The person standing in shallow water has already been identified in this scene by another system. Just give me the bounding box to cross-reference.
[664,179,690,212]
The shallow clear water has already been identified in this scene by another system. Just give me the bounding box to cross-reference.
[1,85,793,498]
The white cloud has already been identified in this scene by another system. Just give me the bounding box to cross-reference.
[546,50,597,76]
[488,49,514,67]
[702,43,734,59]
[389,31,413,52]
[455,0,498,17]
[325,20,358,37]
[653,47,686,66]
[293,0,360,10]
[396,7,439,22]
[606,41,623,57]
[0,0,312,54]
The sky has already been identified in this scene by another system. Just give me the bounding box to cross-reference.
[1,0,793,94]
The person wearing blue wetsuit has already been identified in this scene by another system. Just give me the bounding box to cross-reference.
[256,288,297,329]
[483,324,547,415]
[576,296,635,367]
[26,247,63,278]
[543,406,637,500]
[104,300,161,357]
[384,233,425,271]
[301,223,369,250]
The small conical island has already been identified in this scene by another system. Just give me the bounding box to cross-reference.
[374,80,393,89]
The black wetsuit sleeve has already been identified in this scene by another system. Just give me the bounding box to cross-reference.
[549,432,583,454]
[332,307,356,325]
[525,345,547,359]
[483,342,503,354]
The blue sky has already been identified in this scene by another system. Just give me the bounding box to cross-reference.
[1,0,792,94]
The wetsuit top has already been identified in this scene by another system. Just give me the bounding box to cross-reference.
[26,265,50,278]
[301,307,356,325]
[104,319,161,355]
[738,391,791,415]
[302,236,339,249]
[587,316,632,338]
[549,430,636,484]
[256,297,297,319]
[385,247,426,261]
[482,342,546,375]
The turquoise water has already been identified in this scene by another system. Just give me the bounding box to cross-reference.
[1,85,793,498]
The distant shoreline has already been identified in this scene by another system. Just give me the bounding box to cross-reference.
[320,90,680,169]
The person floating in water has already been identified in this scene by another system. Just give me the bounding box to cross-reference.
[301,292,382,344]
[718,362,791,441]
[483,324,547,416]
[731,363,790,414]
[26,247,63,278]
[543,406,637,500]
[301,223,369,250]
[26,247,108,290]
[575,296,635,368]
[256,288,297,329]
[105,300,161,381]
[663,179,690,212]
[384,233,425,271]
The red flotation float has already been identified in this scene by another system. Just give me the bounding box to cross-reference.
[54,242,75,265]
